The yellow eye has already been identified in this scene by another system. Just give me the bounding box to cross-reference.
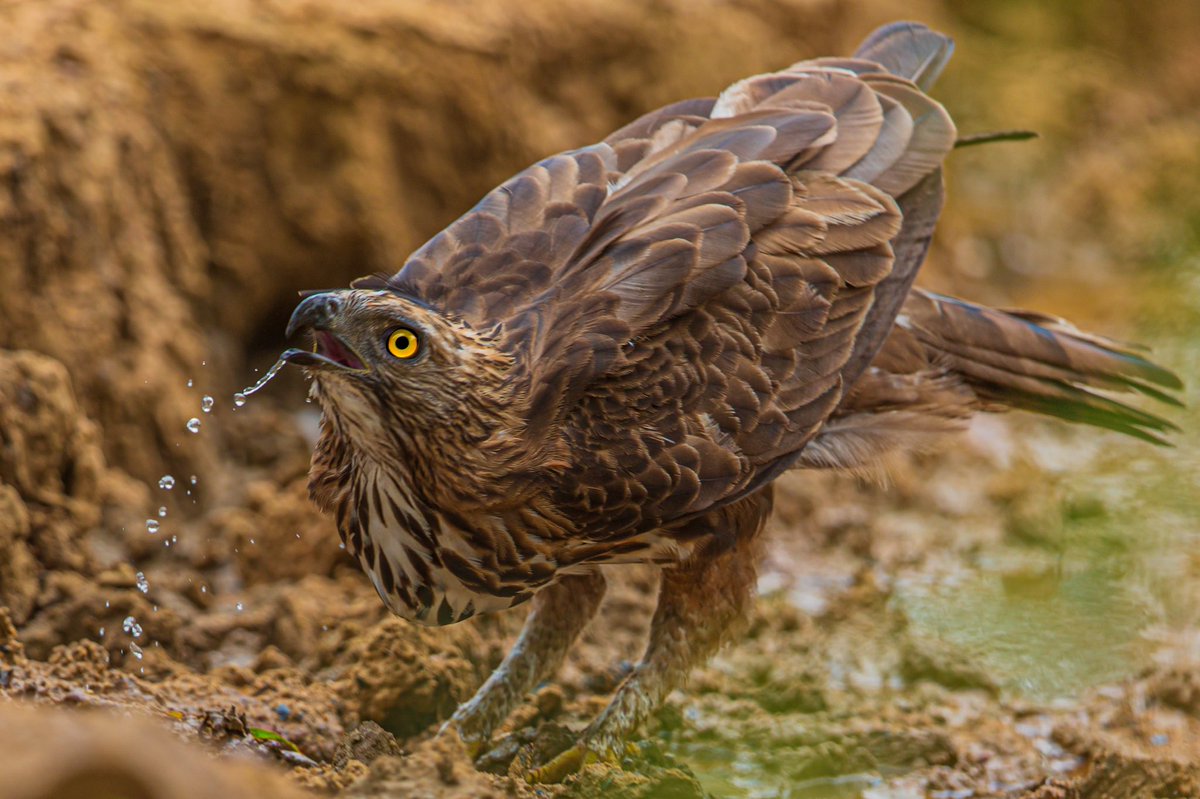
[387,328,420,359]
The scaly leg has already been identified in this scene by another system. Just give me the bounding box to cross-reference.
[443,570,607,749]
[529,489,772,782]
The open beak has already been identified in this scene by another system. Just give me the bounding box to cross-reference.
[283,292,369,371]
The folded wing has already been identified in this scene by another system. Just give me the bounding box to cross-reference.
[370,23,959,540]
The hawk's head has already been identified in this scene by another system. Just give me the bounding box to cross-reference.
[282,289,513,458]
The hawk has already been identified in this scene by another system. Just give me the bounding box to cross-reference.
[282,22,1180,780]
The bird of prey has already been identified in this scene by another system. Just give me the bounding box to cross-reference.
[283,22,1181,780]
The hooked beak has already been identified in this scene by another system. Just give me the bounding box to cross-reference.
[283,292,369,372]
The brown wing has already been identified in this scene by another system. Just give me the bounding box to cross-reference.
[544,26,958,542]
[366,23,958,541]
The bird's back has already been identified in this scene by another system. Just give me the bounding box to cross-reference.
[353,24,960,550]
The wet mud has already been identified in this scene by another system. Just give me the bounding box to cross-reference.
[2,1,1199,798]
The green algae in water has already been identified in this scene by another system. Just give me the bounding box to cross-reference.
[894,558,1155,700]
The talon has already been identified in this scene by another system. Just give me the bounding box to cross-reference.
[463,737,487,760]
[526,744,597,783]
[435,721,488,760]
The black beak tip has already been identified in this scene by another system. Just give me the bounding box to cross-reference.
[286,292,343,338]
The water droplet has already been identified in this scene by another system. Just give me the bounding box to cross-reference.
[98,626,105,638]
[130,642,144,660]
[186,417,201,434]
[249,538,255,545]
[145,519,160,534]
[233,393,247,408]
[186,378,193,388]
[189,475,198,486]
[238,357,288,400]
[158,506,167,518]
[158,475,176,490]
[123,616,143,638]
[135,572,149,594]
[235,602,244,612]
[201,395,215,413]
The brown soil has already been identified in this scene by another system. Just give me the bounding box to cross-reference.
[2,1,1198,798]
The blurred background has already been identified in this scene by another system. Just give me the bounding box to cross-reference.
[0,1,1197,797]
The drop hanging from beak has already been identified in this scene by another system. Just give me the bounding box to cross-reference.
[233,356,289,408]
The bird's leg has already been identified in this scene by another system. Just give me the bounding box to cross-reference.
[529,493,770,782]
[443,570,607,752]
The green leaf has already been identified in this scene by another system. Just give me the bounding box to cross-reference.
[248,727,301,752]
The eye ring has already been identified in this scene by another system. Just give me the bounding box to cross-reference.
[387,327,420,360]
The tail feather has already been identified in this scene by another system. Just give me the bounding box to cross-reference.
[853,22,955,91]
[899,290,1183,445]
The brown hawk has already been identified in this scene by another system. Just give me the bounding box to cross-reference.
[282,22,1180,780]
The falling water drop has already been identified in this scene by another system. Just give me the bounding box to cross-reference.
[186,378,193,388]
[233,393,247,408]
[158,475,176,490]
[123,616,143,638]
[235,602,244,612]
[186,417,202,434]
[145,519,160,534]
[129,642,144,660]
[158,506,167,518]
[189,475,198,486]
[135,572,149,594]
[201,395,215,413]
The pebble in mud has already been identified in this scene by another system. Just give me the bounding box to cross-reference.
[332,721,403,768]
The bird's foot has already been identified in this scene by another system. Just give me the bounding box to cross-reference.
[520,732,639,783]
[434,720,489,760]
